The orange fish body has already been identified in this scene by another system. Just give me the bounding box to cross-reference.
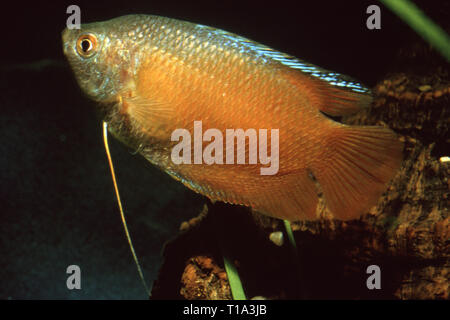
[63,15,403,221]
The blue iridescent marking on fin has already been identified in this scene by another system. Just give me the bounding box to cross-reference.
[244,42,369,93]
[195,24,369,94]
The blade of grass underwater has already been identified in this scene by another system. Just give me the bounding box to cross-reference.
[284,220,305,298]
[283,220,298,252]
[210,203,247,300]
[379,0,450,62]
[223,255,247,300]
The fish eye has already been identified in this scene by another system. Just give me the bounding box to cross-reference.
[76,33,98,58]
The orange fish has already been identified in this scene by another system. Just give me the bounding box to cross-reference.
[62,15,403,221]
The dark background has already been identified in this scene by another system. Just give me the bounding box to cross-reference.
[0,0,447,299]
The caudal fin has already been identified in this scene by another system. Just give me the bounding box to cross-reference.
[312,125,403,220]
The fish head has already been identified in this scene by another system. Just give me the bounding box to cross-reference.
[62,18,139,103]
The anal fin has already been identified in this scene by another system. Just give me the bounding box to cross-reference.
[249,171,320,221]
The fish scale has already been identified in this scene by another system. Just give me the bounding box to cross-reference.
[63,14,403,221]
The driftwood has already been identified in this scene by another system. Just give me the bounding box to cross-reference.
[150,50,449,300]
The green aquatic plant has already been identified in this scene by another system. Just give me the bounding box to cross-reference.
[223,255,247,300]
[220,219,299,300]
[379,0,450,61]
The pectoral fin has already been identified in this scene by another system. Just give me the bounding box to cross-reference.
[122,94,174,126]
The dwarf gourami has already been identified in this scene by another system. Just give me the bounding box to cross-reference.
[62,14,403,221]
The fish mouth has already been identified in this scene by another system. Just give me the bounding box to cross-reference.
[61,28,79,56]
[61,28,71,56]
[61,28,70,43]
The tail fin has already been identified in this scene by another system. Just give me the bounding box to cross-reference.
[312,125,403,220]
